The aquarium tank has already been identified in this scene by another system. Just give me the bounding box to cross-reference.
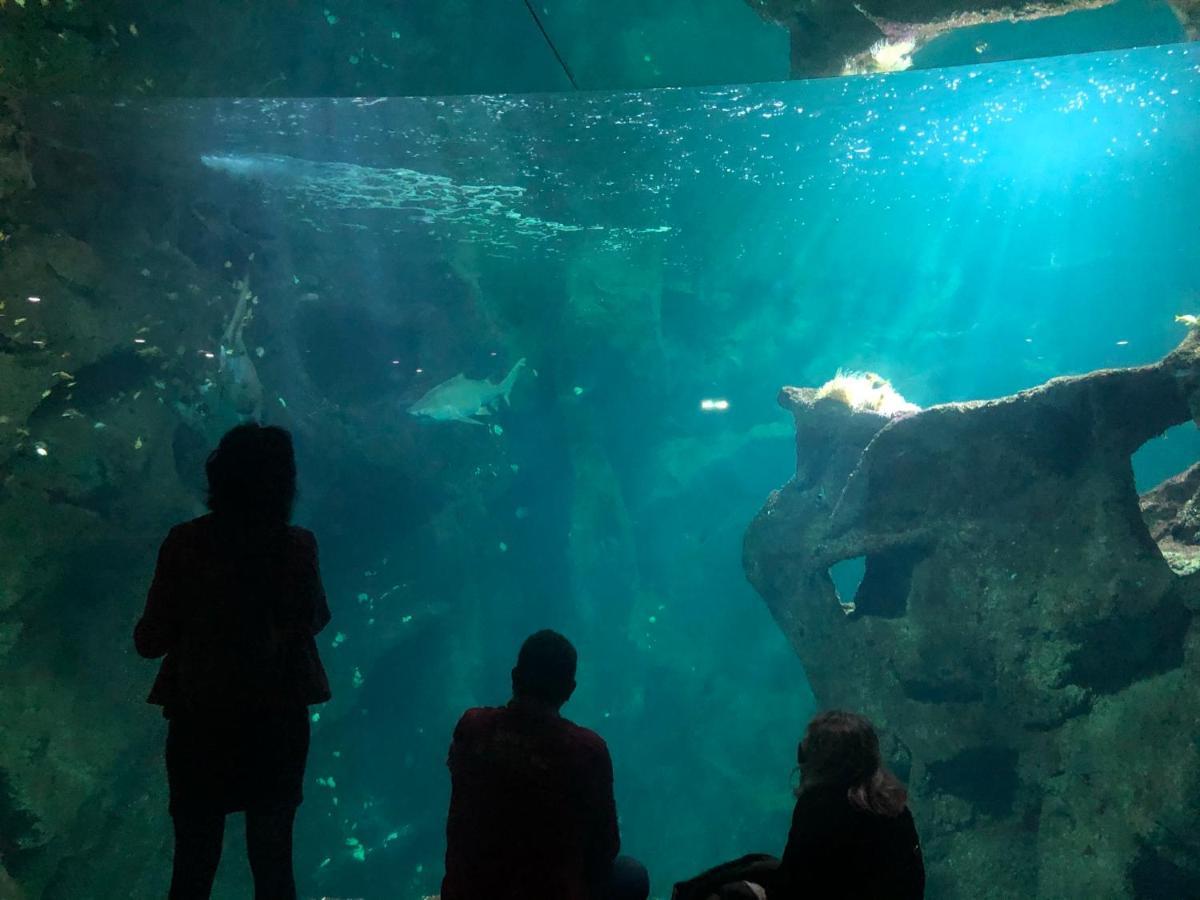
[1,1,1200,898]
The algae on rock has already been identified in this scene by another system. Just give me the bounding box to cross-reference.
[744,333,1200,897]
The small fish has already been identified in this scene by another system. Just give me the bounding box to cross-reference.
[408,358,526,426]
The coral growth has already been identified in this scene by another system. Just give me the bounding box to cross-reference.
[745,329,1200,896]
[814,370,919,415]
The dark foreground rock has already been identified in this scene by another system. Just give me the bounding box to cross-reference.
[744,333,1200,898]
[0,99,33,202]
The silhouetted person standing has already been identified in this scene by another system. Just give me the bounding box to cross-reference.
[442,630,649,900]
[135,424,331,900]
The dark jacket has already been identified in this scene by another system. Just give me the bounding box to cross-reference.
[441,702,621,900]
[773,782,925,899]
[135,514,332,715]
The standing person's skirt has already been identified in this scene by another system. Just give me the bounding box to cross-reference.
[165,707,311,815]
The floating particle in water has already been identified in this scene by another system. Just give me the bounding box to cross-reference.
[357,592,369,603]
[515,506,529,520]
[311,712,321,723]
[491,424,504,436]
[34,442,48,457]
[255,346,265,358]
[401,615,413,624]
[27,296,40,303]
[648,615,657,624]
[332,632,346,647]
[1116,340,1129,346]
[352,667,364,687]
[573,386,584,396]
[134,436,144,450]
[700,398,730,411]
[498,542,508,552]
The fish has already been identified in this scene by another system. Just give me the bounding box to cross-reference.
[408,358,526,426]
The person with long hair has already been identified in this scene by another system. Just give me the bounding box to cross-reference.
[672,710,923,900]
[135,423,332,899]
[773,710,924,899]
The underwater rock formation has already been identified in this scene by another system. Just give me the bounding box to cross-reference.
[1173,0,1200,37]
[744,333,1200,897]
[745,0,1198,76]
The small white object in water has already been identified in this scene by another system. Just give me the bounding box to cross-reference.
[498,542,508,553]
[27,296,40,303]
[700,398,730,412]
[34,443,48,457]
[573,386,584,396]
[491,424,504,436]
[134,436,144,450]
[1116,340,1129,346]
[255,346,265,358]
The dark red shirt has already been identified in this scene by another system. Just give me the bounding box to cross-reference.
[442,703,621,900]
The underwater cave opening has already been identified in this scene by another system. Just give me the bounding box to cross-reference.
[1133,421,1200,494]
[829,546,927,619]
[829,556,865,613]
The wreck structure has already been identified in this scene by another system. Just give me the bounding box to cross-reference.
[744,332,1200,897]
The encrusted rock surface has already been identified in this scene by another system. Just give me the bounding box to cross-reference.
[745,0,1197,76]
[744,333,1200,897]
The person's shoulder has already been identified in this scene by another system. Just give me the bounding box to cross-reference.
[794,784,856,823]
[560,717,610,757]
[287,525,319,547]
[165,515,214,545]
[454,705,505,736]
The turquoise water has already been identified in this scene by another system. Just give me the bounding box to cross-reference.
[12,39,1200,898]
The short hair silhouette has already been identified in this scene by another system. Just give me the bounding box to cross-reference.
[512,630,577,706]
[205,423,296,525]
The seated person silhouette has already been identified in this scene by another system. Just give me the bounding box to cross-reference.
[441,630,649,900]
[674,710,924,900]
[134,423,332,900]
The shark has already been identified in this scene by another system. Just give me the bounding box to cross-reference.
[408,358,526,426]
